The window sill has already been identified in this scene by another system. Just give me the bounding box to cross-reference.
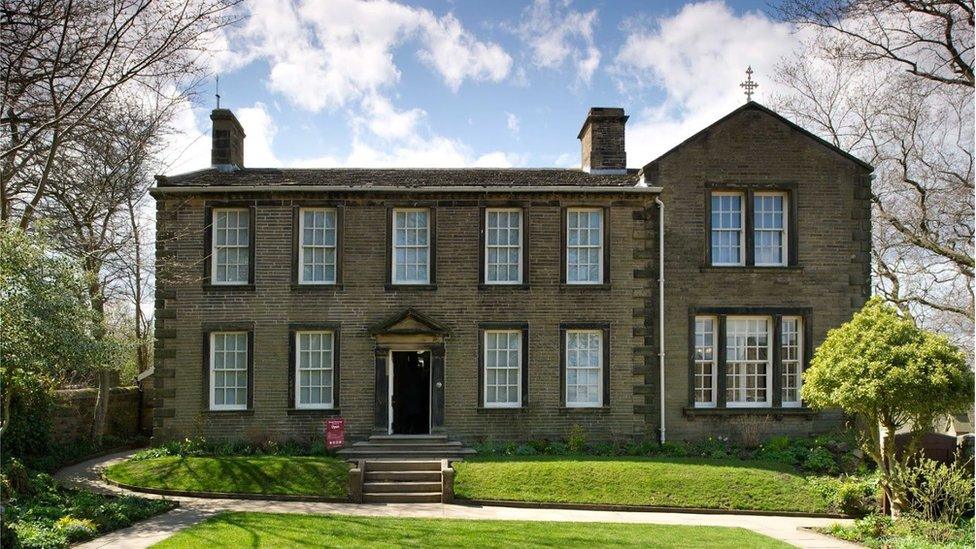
[699,265,803,274]
[290,283,344,292]
[478,283,530,291]
[287,407,341,416]
[558,406,611,414]
[385,284,437,292]
[202,283,256,292]
[682,406,815,420]
[477,405,529,413]
[201,409,254,415]
[559,283,611,291]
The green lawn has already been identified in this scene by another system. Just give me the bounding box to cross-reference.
[454,456,832,514]
[152,512,791,548]
[104,456,348,498]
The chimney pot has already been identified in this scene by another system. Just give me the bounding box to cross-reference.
[211,108,245,170]
[578,107,628,173]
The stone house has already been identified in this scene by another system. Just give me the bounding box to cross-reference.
[149,102,872,447]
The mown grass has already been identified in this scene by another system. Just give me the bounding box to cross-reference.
[152,512,792,549]
[453,456,832,513]
[104,456,348,497]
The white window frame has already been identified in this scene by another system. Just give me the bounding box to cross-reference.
[565,329,603,408]
[725,316,772,408]
[565,207,604,285]
[710,192,745,267]
[391,208,431,285]
[484,208,523,285]
[294,330,336,410]
[298,207,338,285]
[694,316,718,408]
[483,329,522,408]
[754,191,788,267]
[781,316,803,408]
[210,208,250,285]
[209,331,248,411]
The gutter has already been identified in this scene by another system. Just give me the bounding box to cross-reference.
[149,184,664,195]
[655,196,666,444]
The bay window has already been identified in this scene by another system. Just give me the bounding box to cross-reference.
[689,310,808,411]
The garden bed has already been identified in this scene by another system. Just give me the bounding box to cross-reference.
[1,467,175,549]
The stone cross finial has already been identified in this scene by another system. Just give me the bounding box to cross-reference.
[740,66,758,102]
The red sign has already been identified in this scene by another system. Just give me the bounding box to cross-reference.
[325,418,345,449]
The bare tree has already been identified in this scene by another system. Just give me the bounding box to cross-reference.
[774,2,974,348]
[1,0,240,229]
[776,0,974,88]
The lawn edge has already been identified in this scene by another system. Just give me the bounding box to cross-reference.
[454,498,848,519]
[100,474,351,503]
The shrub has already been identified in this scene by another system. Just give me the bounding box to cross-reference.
[567,425,586,454]
[814,474,879,517]
[543,441,568,455]
[902,456,975,524]
[514,444,537,456]
[803,446,838,475]
[803,297,974,513]
[53,516,97,542]
[10,521,68,549]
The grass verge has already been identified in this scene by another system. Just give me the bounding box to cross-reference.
[153,512,792,548]
[453,456,832,514]
[104,456,348,498]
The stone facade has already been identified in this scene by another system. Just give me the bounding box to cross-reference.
[152,192,656,443]
[643,104,872,441]
[150,102,872,445]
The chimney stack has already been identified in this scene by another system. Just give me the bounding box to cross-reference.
[211,108,245,171]
[577,107,628,173]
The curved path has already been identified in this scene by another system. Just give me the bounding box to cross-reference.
[55,450,860,549]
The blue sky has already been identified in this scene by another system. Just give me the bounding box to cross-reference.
[164,0,799,173]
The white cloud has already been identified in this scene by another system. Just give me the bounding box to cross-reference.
[506,112,520,135]
[160,97,522,172]
[613,1,799,164]
[227,0,511,112]
[235,102,279,166]
[417,13,512,92]
[515,0,601,83]
[356,94,426,141]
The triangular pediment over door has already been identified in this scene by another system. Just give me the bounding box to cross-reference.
[368,308,449,346]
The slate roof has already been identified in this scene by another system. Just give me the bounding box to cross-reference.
[154,167,641,188]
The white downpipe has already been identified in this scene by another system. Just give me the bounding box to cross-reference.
[655,197,666,444]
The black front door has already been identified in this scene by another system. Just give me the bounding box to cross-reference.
[392,351,431,434]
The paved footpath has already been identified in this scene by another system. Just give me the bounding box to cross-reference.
[55,450,860,549]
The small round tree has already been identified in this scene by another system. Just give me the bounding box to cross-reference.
[803,297,973,515]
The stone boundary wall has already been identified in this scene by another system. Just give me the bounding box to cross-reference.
[52,386,153,444]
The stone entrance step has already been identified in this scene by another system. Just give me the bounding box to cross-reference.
[338,434,475,459]
[359,459,444,504]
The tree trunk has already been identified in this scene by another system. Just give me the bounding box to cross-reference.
[90,370,112,442]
